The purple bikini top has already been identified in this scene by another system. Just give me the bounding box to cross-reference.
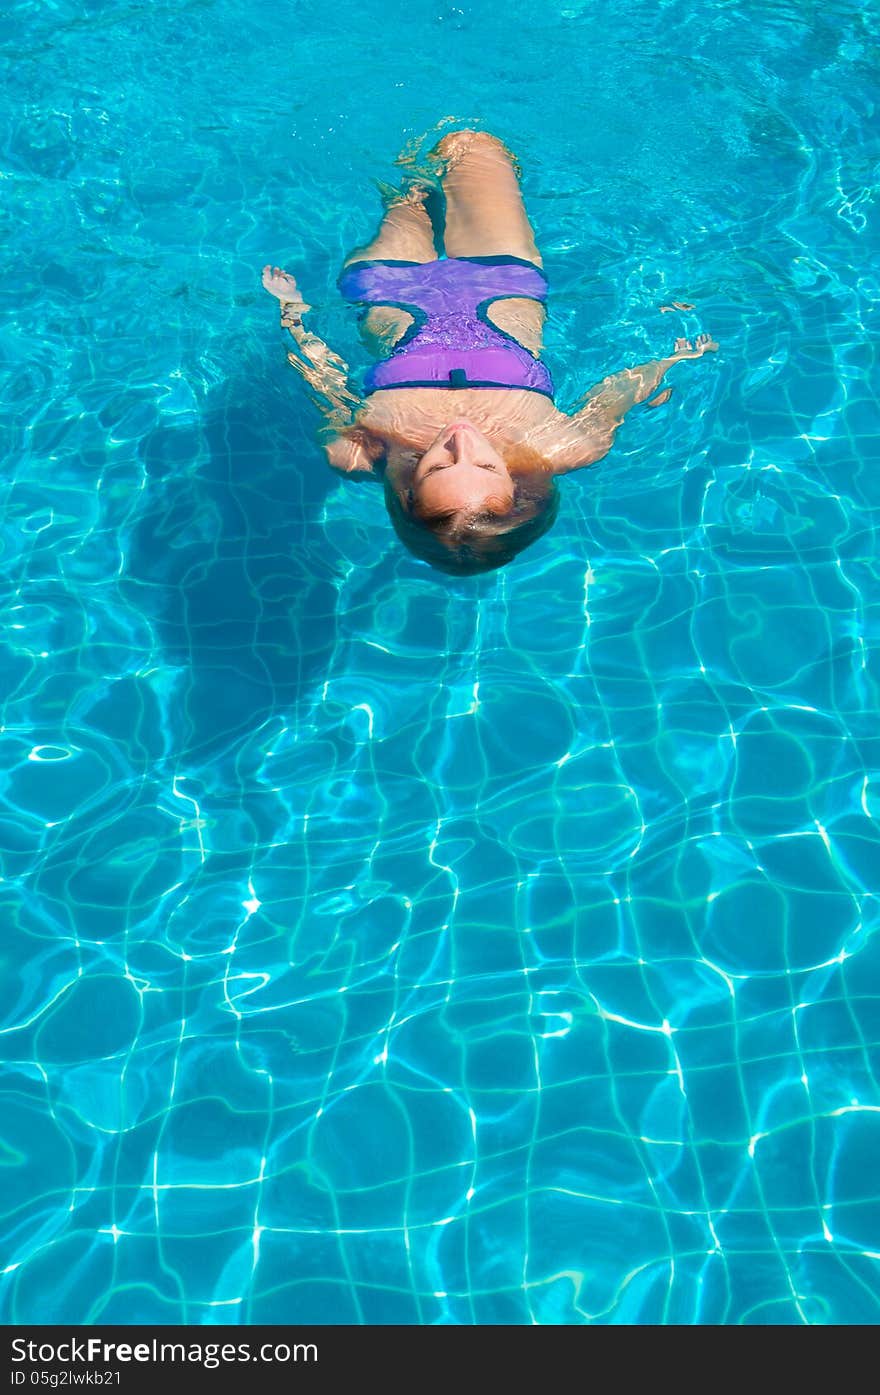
[338,255,554,398]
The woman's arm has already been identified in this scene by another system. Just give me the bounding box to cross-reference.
[283,309,361,420]
[552,334,718,474]
[262,264,361,423]
[262,265,377,475]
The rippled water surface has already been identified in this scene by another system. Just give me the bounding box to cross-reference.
[2,0,880,1324]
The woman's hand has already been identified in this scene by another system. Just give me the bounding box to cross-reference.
[671,333,718,360]
[261,264,311,325]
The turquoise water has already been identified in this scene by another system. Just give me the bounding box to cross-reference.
[2,0,879,1325]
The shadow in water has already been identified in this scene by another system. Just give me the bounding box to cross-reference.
[123,357,342,767]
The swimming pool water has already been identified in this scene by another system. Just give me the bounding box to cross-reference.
[2,0,879,1325]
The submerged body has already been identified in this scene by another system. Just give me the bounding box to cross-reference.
[263,129,716,572]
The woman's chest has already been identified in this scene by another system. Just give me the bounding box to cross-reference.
[358,388,562,448]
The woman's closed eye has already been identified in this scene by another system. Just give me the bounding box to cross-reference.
[423,460,499,476]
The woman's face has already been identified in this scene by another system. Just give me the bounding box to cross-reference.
[409,420,515,518]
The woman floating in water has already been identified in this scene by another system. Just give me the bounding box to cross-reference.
[263,129,717,575]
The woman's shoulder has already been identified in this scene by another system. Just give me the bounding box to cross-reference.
[527,404,613,474]
[322,429,384,478]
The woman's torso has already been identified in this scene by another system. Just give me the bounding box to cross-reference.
[339,255,576,481]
